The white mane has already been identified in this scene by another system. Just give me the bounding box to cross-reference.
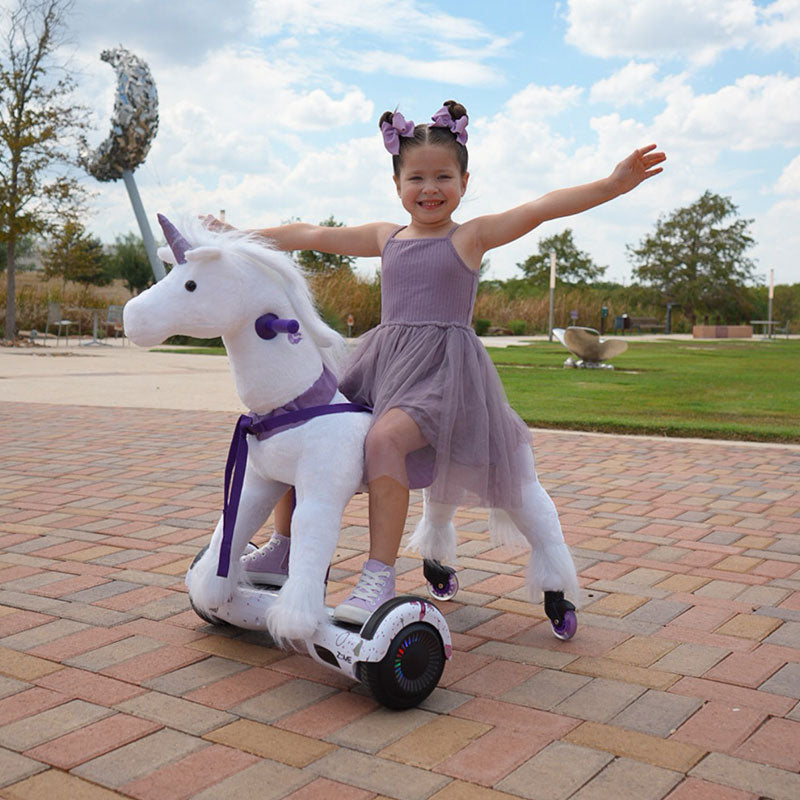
[174,217,348,376]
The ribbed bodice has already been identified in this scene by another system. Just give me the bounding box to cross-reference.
[380,227,478,325]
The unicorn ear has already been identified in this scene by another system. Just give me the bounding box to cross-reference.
[157,245,177,264]
[186,246,223,263]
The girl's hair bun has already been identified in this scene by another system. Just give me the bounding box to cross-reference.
[443,99,467,120]
[378,110,395,129]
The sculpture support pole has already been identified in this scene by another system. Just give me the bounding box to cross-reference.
[548,249,556,343]
[122,168,166,282]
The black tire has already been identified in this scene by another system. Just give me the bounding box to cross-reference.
[189,595,223,625]
[357,622,446,710]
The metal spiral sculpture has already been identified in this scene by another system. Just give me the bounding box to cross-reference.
[79,47,165,280]
[79,47,159,181]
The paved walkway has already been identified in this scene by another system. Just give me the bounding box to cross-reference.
[1,342,799,800]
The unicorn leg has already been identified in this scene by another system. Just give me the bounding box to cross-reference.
[499,448,579,604]
[405,487,461,564]
[186,474,288,616]
[266,492,350,643]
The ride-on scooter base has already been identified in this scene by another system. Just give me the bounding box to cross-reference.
[187,547,452,710]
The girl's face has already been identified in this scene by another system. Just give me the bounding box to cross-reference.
[393,144,469,227]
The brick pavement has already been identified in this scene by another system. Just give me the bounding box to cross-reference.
[1,400,799,800]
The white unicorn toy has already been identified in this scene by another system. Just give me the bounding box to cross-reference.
[123,215,454,709]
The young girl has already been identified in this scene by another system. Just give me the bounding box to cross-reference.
[221,100,665,626]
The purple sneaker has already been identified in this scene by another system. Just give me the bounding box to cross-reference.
[241,532,290,586]
[333,559,395,625]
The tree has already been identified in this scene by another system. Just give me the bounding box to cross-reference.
[0,233,33,272]
[109,232,153,294]
[0,0,89,339]
[627,191,757,325]
[42,221,110,286]
[774,284,800,327]
[296,215,355,274]
[517,229,606,288]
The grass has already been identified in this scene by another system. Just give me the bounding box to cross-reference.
[488,338,800,442]
[153,338,800,443]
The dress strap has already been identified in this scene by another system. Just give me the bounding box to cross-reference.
[446,224,459,239]
[382,225,406,255]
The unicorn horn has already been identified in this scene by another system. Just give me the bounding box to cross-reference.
[157,213,191,264]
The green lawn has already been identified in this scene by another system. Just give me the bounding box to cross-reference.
[488,339,800,442]
[156,339,800,442]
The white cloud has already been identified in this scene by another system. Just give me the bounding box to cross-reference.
[250,0,513,86]
[654,73,800,151]
[345,51,504,87]
[589,62,689,107]
[774,154,800,194]
[565,0,758,64]
[751,196,800,284]
[251,0,504,45]
[72,0,256,65]
[756,0,800,50]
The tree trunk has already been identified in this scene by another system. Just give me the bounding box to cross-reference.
[4,239,16,341]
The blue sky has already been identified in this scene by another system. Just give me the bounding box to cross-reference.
[67,0,800,286]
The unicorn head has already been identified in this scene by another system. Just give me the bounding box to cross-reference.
[123,215,348,411]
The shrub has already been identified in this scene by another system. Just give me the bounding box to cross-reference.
[473,318,490,336]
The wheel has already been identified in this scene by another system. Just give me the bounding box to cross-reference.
[426,571,459,601]
[551,609,577,640]
[358,622,446,710]
[423,559,459,602]
[189,595,223,625]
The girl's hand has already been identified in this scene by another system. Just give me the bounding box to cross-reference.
[611,144,666,195]
[199,214,235,232]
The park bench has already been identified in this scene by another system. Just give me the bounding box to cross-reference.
[613,315,665,334]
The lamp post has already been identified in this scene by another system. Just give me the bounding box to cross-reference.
[768,268,774,339]
[548,249,556,342]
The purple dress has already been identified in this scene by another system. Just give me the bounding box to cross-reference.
[340,225,532,509]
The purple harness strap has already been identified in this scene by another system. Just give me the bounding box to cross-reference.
[217,390,371,578]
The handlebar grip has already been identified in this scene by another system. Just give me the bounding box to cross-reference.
[255,313,300,340]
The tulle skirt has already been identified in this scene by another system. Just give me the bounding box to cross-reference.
[339,321,533,509]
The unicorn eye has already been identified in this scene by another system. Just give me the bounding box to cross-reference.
[184,280,197,292]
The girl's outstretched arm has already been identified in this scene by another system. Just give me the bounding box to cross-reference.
[200,216,394,258]
[468,145,666,255]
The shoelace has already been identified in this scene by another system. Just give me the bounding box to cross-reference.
[350,568,390,601]
[245,536,280,561]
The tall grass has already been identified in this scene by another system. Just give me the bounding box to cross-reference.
[4,266,796,341]
[1,272,130,336]
[310,270,381,335]
[475,286,694,334]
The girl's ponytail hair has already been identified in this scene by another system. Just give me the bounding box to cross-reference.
[379,100,469,176]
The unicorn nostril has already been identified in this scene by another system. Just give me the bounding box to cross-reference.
[185,280,197,292]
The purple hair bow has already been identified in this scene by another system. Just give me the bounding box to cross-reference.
[381,111,415,155]
[430,106,468,145]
